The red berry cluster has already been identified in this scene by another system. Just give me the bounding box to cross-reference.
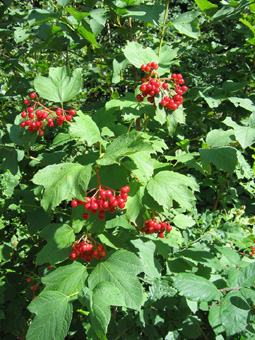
[69,235,106,263]
[71,185,130,221]
[250,244,255,258]
[20,92,76,136]
[140,218,172,238]
[136,62,188,111]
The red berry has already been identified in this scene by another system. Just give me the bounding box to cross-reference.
[145,65,151,73]
[158,232,164,238]
[20,122,26,128]
[82,212,89,220]
[69,109,76,116]
[32,295,37,299]
[151,62,159,70]
[27,107,34,114]
[26,278,31,282]
[56,108,62,116]
[48,266,51,270]
[141,64,146,71]
[30,286,37,291]
[121,186,130,194]
[251,246,255,250]
[166,224,172,231]
[59,115,65,121]
[66,115,72,121]
[71,200,78,208]
[182,85,188,92]
[140,84,147,92]
[30,92,36,99]
[56,119,63,126]
[162,83,168,89]
[24,99,30,105]
[253,251,255,254]
[251,254,254,258]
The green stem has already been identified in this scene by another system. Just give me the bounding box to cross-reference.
[127,119,135,133]
[158,0,170,58]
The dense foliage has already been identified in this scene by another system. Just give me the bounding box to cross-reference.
[1,0,255,339]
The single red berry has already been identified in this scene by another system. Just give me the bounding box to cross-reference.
[69,109,76,116]
[30,92,36,99]
[251,254,254,258]
[140,84,147,92]
[253,251,255,254]
[66,115,72,121]
[26,278,31,282]
[48,266,51,270]
[27,107,34,114]
[141,64,146,71]
[145,65,151,73]
[24,99,30,105]
[56,119,63,126]
[28,112,34,119]
[56,108,62,116]
[162,82,168,89]
[30,286,37,291]
[182,85,188,92]
[82,212,89,220]
[166,224,172,231]
[71,200,78,208]
[171,73,177,79]
[251,246,255,250]
[59,115,66,121]
[42,112,48,119]
[32,295,37,299]
[21,111,27,118]
[20,122,26,128]
[158,232,164,238]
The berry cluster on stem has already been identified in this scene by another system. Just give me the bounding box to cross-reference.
[136,62,187,111]
[140,217,172,238]
[69,234,106,263]
[72,185,130,220]
[20,92,76,136]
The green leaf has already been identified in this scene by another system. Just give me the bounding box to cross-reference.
[88,250,144,309]
[129,151,154,182]
[199,147,238,173]
[194,0,218,16]
[222,80,248,93]
[97,131,153,166]
[172,12,200,39]
[69,111,101,146]
[123,41,158,68]
[167,106,186,136]
[14,27,30,43]
[228,97,255,112]
[224,116,255,149]
[208,305,225,336]
[27,291,72,340]
[206,129,235,147]
[220,290,249,336]
[0,171,20,197]
[173,214,195,229]
[36,224,75,265]
[131,238,161,278]
[89,282,125,336]
[237,262,255,288]
[32,163,91,211]
[42,262,87,296]
[146,171,197,211]
[122,3,165,25]
[173,273,221,301]
[199,91,221,108]
[57,0,70,7]
[34,67,82,103]
[77,22,99,46]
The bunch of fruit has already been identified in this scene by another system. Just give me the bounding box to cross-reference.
[69,235,106,263]
[136,62,188,111]
[71,185,130,221]
[20,92,76,136]
[140,218,172,238]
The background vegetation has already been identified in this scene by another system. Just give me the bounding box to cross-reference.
[1,0,255,339]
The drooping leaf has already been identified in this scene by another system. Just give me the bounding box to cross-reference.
[131,238,161,278]
[89,282,125,336]
[97,131,153,166]
[146,171,197,211]
[27,291,72,340]
[69,111,101,146]
[194,0,218,16]
[172,12,200,39]
[42,262,87,296]
[32,163,92,211]
[220,290,249,336]
[88,250,144,310]
[173,273,221,301]
[199,147,238,173]
[123,41,158,68]
[34,67,82,103]
[224,116,255,149]
[36,224,75,265]
[206,129,235,147]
